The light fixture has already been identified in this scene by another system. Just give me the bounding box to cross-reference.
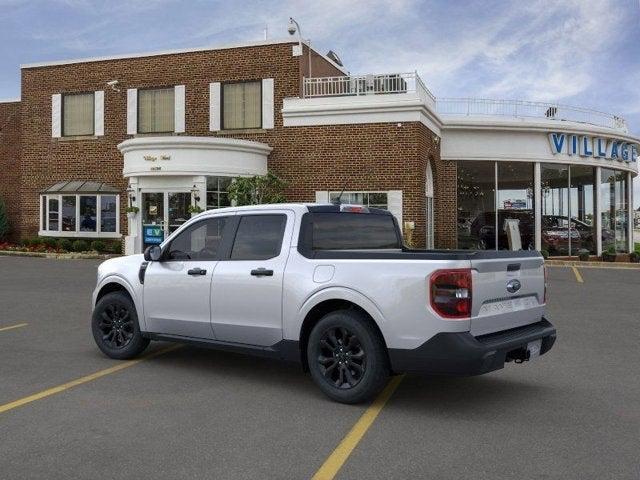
[126,185,136,203]
[191,185,201,203]
[288,17,312,77]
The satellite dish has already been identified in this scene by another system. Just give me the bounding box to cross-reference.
[326,50,343,67]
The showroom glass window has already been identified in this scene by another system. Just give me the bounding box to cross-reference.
[601,168,628,252]
[222,81,261,130]
[457,161,495,250]
[62,92,94,136]
[497,163,535,250]
[569,166,596,254]
[138,87,175,133]
[206,176,232,209]
[40,194,119,236]
[541,164,570,255]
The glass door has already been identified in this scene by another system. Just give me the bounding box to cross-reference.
[142,192,166,250]
[168,192,191,235]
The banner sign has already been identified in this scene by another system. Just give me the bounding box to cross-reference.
[548,132,638,163]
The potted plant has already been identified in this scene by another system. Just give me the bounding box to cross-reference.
[187,205,204,216]
[577,249,590,261]
[602,245,617,262]
[540,249,549,260]
[126,206,139,219]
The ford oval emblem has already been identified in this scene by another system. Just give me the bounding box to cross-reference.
[506,279,521,294]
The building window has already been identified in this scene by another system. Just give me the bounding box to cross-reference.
[497,163,535,250]
[222,81,261,130]
[206,176,232,209]
[328,192,389,209]
[457,161,495,250]
[138,87,175,133]
[40,194,119,237]
[601,168,629,253]
[63,92,94,136]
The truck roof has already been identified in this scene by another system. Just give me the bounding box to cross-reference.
[192,203,393,217]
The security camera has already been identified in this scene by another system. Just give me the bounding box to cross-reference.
[287,18,297,35]
[106,80,120,92]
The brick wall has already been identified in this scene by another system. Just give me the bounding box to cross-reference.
[0,101,21,240]
[16,41,453,249]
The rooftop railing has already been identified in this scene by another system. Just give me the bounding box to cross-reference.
[436,97,628,132]
[302,72,436,107]
[302,73,628,132]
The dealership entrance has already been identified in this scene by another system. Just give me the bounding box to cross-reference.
[140,191,191,249]
[118,136,271,255]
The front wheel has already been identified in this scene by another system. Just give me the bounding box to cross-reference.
[92,291,150,360]
[307,310,390,404]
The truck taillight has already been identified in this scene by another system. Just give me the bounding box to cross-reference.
[429,269,472,319]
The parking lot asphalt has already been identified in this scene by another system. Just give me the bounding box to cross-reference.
[0,256,639,480]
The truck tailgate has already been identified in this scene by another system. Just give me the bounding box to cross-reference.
[470,255,545,336]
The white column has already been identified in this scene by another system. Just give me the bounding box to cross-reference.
[125,177,140,255]
[534,162,541,252]
[628,171,633,253]
[595,167,602,256]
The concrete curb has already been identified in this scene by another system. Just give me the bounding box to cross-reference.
[546,260,640,269]
[0,250,120,260]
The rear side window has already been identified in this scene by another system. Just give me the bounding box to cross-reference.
[312,213,400,250]
[231,215,287,260]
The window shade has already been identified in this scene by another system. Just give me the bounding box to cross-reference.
[63,93,94,136]
[138,88,175,133]
[223,82,261,129]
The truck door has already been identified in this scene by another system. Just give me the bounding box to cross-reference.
[143,215,233,339]
[210,211,293,346]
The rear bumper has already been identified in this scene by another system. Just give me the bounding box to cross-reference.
[388,318,556,376]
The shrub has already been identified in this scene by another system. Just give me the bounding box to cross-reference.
[72,239,89,252]
[41,237,58,249]
[540,249,549,259]
[577,249,590,261]
[58,238,73,251]
[90,240,106,252]
[21,238,31,247]
[630,251,640,263]
[108,241,122,255]
[29,237,42,247]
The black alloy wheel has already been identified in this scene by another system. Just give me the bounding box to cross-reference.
[98,302,135,349]
[92,291,150,360]
[318,326,366,389]
[307,310,389,404]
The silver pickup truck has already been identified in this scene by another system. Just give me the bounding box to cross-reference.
[91,203,556,403]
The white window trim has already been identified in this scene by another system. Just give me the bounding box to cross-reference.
[39,193,121,238]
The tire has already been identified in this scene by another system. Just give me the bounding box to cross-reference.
[92,291,150,360]
[307,309,390,404]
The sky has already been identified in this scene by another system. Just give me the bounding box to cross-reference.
[1,0,639,199]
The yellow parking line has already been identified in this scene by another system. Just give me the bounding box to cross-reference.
[571,266,584,283]
[0,344,181,415]
[0,323,28,333]
[312,375,405,480]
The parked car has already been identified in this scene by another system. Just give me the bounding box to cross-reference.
[91,203,555,403]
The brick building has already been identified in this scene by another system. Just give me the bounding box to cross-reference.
[1,38,638,256]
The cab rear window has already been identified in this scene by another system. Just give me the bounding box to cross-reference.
[311,213,401,250]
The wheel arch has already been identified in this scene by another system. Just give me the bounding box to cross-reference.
[296,288,389,371]
[93,276,146,331]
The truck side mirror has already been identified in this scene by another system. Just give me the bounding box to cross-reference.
[144,245,163,262]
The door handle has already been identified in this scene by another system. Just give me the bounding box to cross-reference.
[251,268,274,277]
[187,267,207,276]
